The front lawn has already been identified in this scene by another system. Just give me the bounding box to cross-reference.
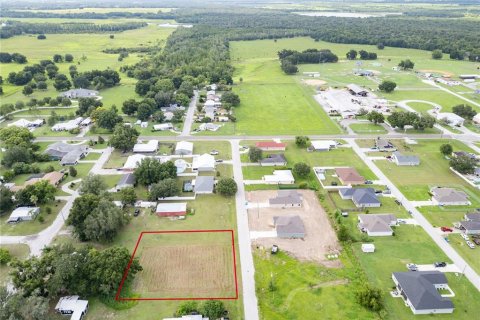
[350,123,387,134]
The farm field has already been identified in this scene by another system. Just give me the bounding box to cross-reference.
[123,231,237,299]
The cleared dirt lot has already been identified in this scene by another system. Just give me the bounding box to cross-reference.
[134,243,236,298]
[247,190,342,267]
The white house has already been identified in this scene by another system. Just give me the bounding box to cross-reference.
[204,100,216,108]
[7,207,40,223]
[55,296,89,320]
[436,113,464,127]
[310,140,338,151]
[199,123,220,131]
[8,118,43,128]
[122,154,147,171]
[263,170,295,184]
[361,243,375,253]
[192,153,215,172]
[175,141,193,155]
[153,123,173,131]
[52,117,83,131]
[473,113,480,125]
[133,140,159,153]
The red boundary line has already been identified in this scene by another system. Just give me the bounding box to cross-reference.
[115,229,239,301]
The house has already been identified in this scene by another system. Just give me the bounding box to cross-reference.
[339,188,381,208]
[7,207,40,223]
[361,243,375,253]
[133,140,159,153]
[458,213,480,234]
[358,214,396,236]
[116,173,136,191]
[255,141,286,151]
[355,70,374,77]
[204,105,216,119]
[198,123,220,131]
[41,171,65,186]
[8,118,44,128]
[335,167,365,185]
[153,123,173,131]
[273,215,305,239]
[175,141,193,155]
[164,315,208,320]
[310,140,337,151]
[392,271,454,315]
[122,154,147,171]
[218,116,229,122]
[193,176,215,194]
[431,187,471,206]
[80,117,92,126]
[260,154,287,167]
[44,142,88,166]
[204,100,216,108]
[164,111,174,121]
[55,296,89,320]
[60,88,98,99]
[156,203,187,217]
[269,190,302,207]
[51,117,84,131]
[473,113,480,125]
[437,112,464,127]
[263,170,295,184]
[452,151,477,161]
[192,154,215,172]
[392,152,420,166]
[347,84,368,96]
[375,138,396,152]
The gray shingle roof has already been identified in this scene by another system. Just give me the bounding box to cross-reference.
[465,213,480,221]
[194,176,215,193]
[393,271,454,311]
[117,173,135,187]
[352,188,380,206]
[358,214,396,233]
[393,152,420,165]
[269,190,302,206]
[45,142,88,165]
[273,215,305,236]
[431,187,469,203]
[260,154,287,164]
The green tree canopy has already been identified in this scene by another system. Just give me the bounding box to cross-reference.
[109,124,140,152]
[216,178,237,196]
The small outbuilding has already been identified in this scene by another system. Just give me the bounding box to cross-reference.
[156,203,187,217]
[55,296,89,320]
[361,243,375,253]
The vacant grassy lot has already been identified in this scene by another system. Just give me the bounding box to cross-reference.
[126,232,236,299]
[375,139,479,201]
[448,234,480,275]
[350,123,387,134]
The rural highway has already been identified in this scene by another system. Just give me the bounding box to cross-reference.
[347,139,480,292]
[231,139,260,320]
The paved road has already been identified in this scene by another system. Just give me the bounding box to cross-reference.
[423,80,480,109]
[230,139,260,320]
[180,90,198,136]
[347,139,480,291]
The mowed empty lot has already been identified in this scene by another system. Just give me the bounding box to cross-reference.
[230,42,341,135]
[130,232,237,299]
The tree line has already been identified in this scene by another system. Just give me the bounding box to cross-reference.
[278,48,338,74]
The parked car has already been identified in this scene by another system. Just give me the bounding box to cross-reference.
[383,189,391,195]
[365,180,373,184]
[440,226,453,232]
[434,262,447,268]
[331,181,338,186]
[133,209,140,217]
[395,199,401,205]
[210,150,219,155]
[397,219,407,224]
[461,233,469,241]
[216,159,223,163]
[466,241,475,249]
[472,238,480,246]
[406,263,418,271]
[271,245,279,254]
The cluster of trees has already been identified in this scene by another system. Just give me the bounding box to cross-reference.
[0,20,147,38]
[387,111,436,130]
[0,52,27,63]
[432,49,443,60]
[366,111,385,124]
[278,48,338,74]
[1,9,175,20]
[53,53,74,63]
[175,300,227,319]
[3,244,141,317]
[109,124,140,152]
[122,98,184,122]
[346,49,377,60]
[1,96,72,116]
[73,69,121,90]
[378,80,397,93]
[134,158,177,186]
[452,104,477,120]
[450,154,477,174]
[0,180,56,216]
[398,59,415,70]
[295,136,310,148]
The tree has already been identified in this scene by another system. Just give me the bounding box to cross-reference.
[440,144,453,156]
[53,54,63,63]
[135,80,151,96]
[216,178,237,196]
[452,104,476,120]
[398,59,414,70]
[0,126,34,148]
[15,180,56,206]
[450,155,476,174]
[120,187,137,206]
[137,102,154,121]
[95,108,123,131]
[37,81,47,90]
[134,159,176,186]
[293,162,311,178]
[0,248,12,265]
[152,110,165,123]
[155,78,175,92]
[177,81,194,98]
[295,136,310,148]
[45,64,59,79]
[69,166,77,177]
[0,287,49,320]
[378,80,397,93]
[0,186,14,215]
[149,179,179,200]
[73,75,90,88]
[11,53,27,64]
[68,194,101,241]
[84,199,126,242]
[77,97,102,116]
[432,49,443,59]
[65,54,74,62]
[122,99,139,115]
[175,301,199,316]
[346,49,357,60]
[367,111,385,124]
[53,74,72,91]
[248,146,263,162]
[37,34,46,39]
[79,174,108,195]
[2,146,32,167]
[109,125,139,152]
[356,286,384,311]
[172,110,184,123]
[221,91,240,107]
[22,85,33,96]
[201,300,226,320]
[175,93,190,107]
[377,43,385,50]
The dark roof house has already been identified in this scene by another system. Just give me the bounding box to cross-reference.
[269,190,302,207]
[116,173,136,191]
[260,154,287,166]
[273,215,305,239]
[339,188,381,208]
[44,142,88,166]
[392,152,420,166]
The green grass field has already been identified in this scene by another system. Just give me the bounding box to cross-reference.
[350,123,387,134]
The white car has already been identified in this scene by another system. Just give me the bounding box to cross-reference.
[210,150,219,155]
[466,241,475,249]
[461,234,469,241]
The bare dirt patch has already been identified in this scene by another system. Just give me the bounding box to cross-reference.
[247,190,342,267]
[134,243,236,298]
[303,79,327,86]
[419,69,454,78]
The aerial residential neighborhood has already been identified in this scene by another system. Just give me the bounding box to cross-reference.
[0,0,480,319]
